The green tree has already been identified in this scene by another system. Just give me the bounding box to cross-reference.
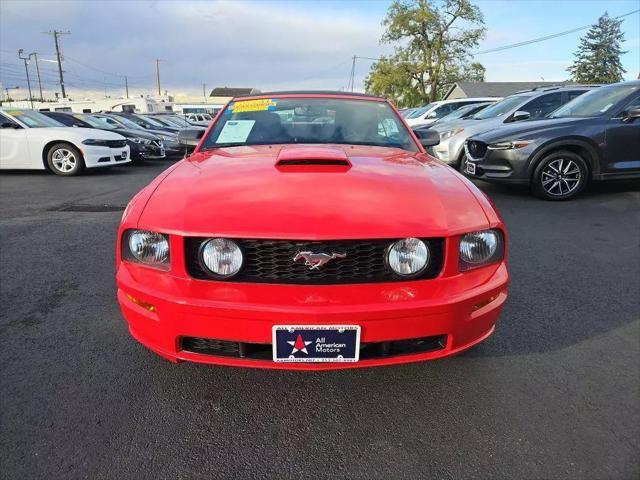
[567,12,627,83]
[365,0,486,107]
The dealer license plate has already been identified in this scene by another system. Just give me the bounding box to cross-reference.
[272,325,361,363]
[465,161,476,175]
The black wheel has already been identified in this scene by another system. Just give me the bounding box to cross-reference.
[532,151,588,200]
[46,143,85,176]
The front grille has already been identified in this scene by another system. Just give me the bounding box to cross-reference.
[466,140,487,159]
[106,139,127,148]
[185,238,444,284]
[181,335,447,360]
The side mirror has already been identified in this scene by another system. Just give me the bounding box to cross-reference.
[178,128,204,147]
[413,128,440,148]
[623,107,640,123]
[512,110,531,122]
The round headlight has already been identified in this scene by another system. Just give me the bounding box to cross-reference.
[459,230,499,266]
[128,230,169,265]
[201,238,243,277]
[388,238,429,276]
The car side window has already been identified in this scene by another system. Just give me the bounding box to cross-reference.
[521,93,563,120]
[431,104,455,119]
[0,115,20,129]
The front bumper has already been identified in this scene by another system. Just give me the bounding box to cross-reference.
[116,261,509,370]
[462,145,533,184]
[83,145,131,168]
[130,141,166,160]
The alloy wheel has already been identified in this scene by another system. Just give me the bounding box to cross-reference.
[540,158,581,197]
[51,148,77,173]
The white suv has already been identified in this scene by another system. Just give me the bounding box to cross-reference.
[0,109,130,176]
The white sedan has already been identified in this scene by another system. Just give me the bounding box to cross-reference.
[0,109,131,176]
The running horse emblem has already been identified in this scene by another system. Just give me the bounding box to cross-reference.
[293,251,347,270]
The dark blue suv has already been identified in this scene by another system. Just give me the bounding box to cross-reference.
[463,81,640,200]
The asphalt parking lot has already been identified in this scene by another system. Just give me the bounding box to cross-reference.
[1,160,638,480]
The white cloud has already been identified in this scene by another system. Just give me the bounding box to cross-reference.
[0,0,386,95]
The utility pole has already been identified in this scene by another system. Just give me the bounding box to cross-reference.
[349,55,356,92]
[155,59,161,96]
[29,52,44,101]
[125,76,129,99]
[203,83,206,102]
[43,30,70,98]
[17,49,34,109]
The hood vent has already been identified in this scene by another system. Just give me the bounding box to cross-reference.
[276,158,351,167]
[275,146,352,170]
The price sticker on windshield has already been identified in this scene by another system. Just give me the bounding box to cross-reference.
[228,99,277,114]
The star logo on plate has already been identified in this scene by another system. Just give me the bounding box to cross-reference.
[287,334,312,355]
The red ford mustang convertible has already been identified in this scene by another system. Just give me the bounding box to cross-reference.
[116,92,509,369]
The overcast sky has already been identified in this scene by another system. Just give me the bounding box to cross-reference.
[0,0,638,100]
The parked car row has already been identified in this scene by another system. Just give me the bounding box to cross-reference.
[411,80,640,200]
[0,108,206,175]
[403,97,499,128]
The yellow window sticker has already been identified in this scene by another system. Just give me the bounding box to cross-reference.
[229,99,277,114]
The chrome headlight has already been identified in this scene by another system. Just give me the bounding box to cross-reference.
[387,238,430,277]
[440,128,464,140]
[123,230,170,269]
[487,140,532,150]
[459,229,504,271]
[200,238,243,277]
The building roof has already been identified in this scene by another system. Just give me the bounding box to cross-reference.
[209,87,257,97]
[443,82,573,100]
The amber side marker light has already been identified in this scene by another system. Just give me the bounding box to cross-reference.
[126,294,157,313]
[472,294,499,312]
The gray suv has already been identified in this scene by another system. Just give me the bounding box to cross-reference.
[428,86,595,168]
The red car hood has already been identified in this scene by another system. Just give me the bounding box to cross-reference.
[138,145,490,239]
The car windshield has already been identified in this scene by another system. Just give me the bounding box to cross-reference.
[472,96,531,120]
[77,114,111,128]
[550,85,639,118]
[201,97,418,152]
[143,116,172,126]
[105,115,142,129]
[406,103,434,119]
[135,115,165,127]
[162,116,191,127]
[4,110,63,128]
[437,103,488,123]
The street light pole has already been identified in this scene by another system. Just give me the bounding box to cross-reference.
[3,86,20,103]
[30,52,44,101]
[17,49,34,109]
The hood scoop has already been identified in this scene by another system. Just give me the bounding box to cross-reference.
[275,146,352,171]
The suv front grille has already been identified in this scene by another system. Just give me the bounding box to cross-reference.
[185,238,444,284]
[106,139,127,148]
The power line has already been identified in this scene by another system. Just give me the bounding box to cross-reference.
[473,9,639,55]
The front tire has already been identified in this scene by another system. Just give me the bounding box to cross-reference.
[532,151,588,200]
[47,143,85,176]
